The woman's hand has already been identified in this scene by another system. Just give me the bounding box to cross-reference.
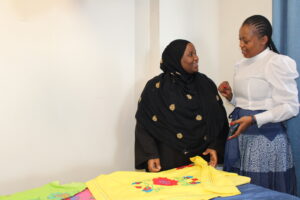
[203,148,217,167]
[218,81,233,101]
[147,158,161,172]
[228,116,253,140]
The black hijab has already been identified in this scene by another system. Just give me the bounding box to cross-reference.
[136,39,227,155]
[160,39,195,82]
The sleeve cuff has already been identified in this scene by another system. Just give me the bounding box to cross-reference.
[254,111,273,127]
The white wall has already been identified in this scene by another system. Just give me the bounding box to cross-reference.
[0,0,272,195]
[0,0,136,195]
[160,0,220,81]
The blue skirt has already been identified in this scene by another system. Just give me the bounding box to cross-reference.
[224,108,297,195]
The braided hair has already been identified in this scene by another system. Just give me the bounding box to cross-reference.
[242,15,279,53]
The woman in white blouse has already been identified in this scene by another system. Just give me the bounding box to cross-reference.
[218,15,299,195]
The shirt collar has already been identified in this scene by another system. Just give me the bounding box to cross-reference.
[245,48,270,63]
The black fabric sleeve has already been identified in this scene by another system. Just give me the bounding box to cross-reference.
[207,118,229,164]
[135,122,159,169]
[205,78,229,164]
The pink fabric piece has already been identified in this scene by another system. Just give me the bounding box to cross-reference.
[64,188,95,200]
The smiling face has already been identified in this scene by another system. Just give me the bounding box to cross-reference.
[239,24,268,58]
[180,43,199,74]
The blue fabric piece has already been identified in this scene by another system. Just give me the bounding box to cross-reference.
[213,184,300,200]
[223,137,239,172]
[230,168,297,195]
[223,108,240,171]
[273,0,300,196]
[273,0,300,62]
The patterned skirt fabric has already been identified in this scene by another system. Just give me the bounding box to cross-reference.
[224,108,297,195]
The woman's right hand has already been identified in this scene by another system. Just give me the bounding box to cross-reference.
[148,158,161,172]
[218,81,233,101]
[227,116,253,140]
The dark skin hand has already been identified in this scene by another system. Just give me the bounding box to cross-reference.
[147,158,161,172]
[228,116,253,140]
[218,81,233,101]
[147,148,218,172]
[203,148,217,167]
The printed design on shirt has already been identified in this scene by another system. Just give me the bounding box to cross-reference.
[48,192,71,199]
[67,195,95,200]
[68,196,80,200]
[132,176,200,193]
[153,177,178,186]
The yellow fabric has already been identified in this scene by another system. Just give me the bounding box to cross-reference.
[86,156,250,200]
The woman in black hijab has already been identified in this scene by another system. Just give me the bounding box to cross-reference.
[135,39,228,172]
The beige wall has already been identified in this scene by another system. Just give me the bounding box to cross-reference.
[0,0,272,195]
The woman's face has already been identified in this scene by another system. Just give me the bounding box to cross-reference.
[181,43,199,74]
[239,25,268,58]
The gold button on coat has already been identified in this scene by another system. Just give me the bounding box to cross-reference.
[155,82,160,88]
[169,104,175,111]
[152,115,158,122]
[186,94,192,100]
[204,136,207,141]
[138,97,142,103]
[196,115,202,121]
[176,133,183,139]
[216,95,220,101]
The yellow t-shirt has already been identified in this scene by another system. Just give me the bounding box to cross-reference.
[87,156,250,200]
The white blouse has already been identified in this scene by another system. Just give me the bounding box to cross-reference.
[231,48,299,127]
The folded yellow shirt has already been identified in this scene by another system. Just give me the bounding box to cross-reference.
[87,156,250,200]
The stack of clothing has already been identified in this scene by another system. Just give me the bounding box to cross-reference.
[0,156,251,200]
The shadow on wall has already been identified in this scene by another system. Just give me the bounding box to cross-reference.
[114,74,157,171]
[113,83,137,172]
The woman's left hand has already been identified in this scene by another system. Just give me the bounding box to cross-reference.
[203,148,217,167]
[228,116,253,140]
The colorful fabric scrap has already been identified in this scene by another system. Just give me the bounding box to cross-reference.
[63,188,95,200]
[0,181,86,200]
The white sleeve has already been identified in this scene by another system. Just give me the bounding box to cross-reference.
[230,63,239,106]
[255,55,299,127]
[230,94,236,106]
